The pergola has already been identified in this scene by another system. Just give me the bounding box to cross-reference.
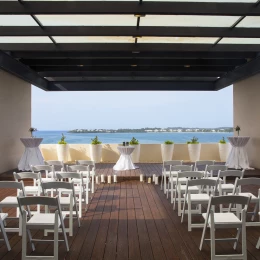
[0,0,260,91]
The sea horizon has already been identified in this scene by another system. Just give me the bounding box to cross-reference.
[34,130,233,144]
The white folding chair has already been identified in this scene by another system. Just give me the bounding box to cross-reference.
[232,178,260,226]
[17,196,69,260]
[67,165,92,196]
[173,170,204,216]
[41,181,80,236]
[205,165,228,180]
[76,160,96,191]
[181,178,217,231]
[0,214,10,251]
[217,170,244,212]
[168,164,193,203]
[200,195,250,260]
[161,160,183,193]
[194,160,215,171]
[32,165,55,181]
[56,172,87,218]
[0,181,26,235]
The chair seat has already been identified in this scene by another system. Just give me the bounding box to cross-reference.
[208,177,222,182]
[27,213,66,227]
[24,186,40,192]
[202,212,241,225]
[188,194,210,202]
[219,183,234,190]
[180,185,199,191]
[0,213,8,221]
[0,196,18,206]
[170,177,187,183]
[228,192,258,202]
[165,171,178,177]
[59,197,74,206]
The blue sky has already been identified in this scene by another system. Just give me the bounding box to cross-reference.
[32,85,233,130]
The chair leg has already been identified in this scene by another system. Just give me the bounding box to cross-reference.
[0,220,10,251]
[210,224,216,260]
[233,228,241,250]
[164,174,167,195]
[181,196,186,223]
[256,237,260,249]
[160,172,163,190]
[22,211,27,260]
[60,212,69,252]
[54,212,59,260]
[251,203,258,221]
[199,220,207,251]
[188,199,192,232]
[170,178,174,204]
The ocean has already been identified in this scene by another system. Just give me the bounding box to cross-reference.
[33,131,233,144]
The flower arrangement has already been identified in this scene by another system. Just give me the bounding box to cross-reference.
[130,137,139,145]
[29,127,37,137]
[164,140,174,144]
[187,136,199,144]
[58,133,67,144]
[219,137,226,144]
[235,125,241,136]
[91,136,102,145]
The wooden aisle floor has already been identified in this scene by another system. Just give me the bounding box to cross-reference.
[0,164,259,259]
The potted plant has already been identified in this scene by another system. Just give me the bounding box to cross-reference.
[235,125,241,136]
[161,140,174,161]
[187,136,201,162]
[218,137,230,162]
[130,137,140,163]
[29,127,37,138]
[90,136,102,163]
[57,133,69,162]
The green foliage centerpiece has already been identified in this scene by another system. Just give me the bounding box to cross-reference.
[129,137,140,163]
[57,133,69,162]
[29,127,37,138]
[161,140,175,161]
[187,136,201,162]
[235,126,241,136]
[90,136,102,163]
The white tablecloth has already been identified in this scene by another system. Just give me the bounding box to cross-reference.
[113,146,136,171]
[18,138,44,171]
[226,136,250,169]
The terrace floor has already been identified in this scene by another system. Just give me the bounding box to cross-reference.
[0,164,259,259]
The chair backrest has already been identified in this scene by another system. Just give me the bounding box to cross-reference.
[177,171,204,179]
[32,165,54,172]
[56,172,83,180]
[195,160,215,171]
[0,181,26,197]
[218,170,244,184]
[18,195,59,207]
[234,177,260,194]
[206,165,228,172]
[163,160,183,168]
[13,172,41,180]
[45,160,64,171]
[186,178,217,195]
[210,195,250,207]
[76,160,95,168]
[172,165,193,172]
[67,165,89,172]
[41,181,74,193]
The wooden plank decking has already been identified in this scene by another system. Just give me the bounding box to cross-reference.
[0,164,259,259]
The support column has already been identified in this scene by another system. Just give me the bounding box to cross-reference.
[233,73,260,169]
[0,70,31,173]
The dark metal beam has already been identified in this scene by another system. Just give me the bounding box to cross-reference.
[215,55,260,90]
[48,81,215,91]
[2,43,260,52]
[11,51,257,60]
[32,65,233,72]
[0,50,55,91]
[1,1,260,15]
[1,26,260,38]
[21,58,246,67]
[38,70,224,78]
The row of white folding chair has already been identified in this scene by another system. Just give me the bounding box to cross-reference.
[174,177,250,259]
[161,160,183,194]
[18,195,69,260]
[0,181,26,251]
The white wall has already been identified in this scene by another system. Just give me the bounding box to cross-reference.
[0,70,31,172]
[233,73,260,168]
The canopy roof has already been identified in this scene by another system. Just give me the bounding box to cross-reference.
[0,0,260,91]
